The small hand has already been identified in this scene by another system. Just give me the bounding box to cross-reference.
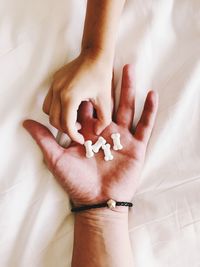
[43,49,113,144]
[24,65,158,206]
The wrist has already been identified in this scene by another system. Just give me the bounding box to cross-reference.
[80,45,114,66]
[74,206,129,228]
[72,207,133,267]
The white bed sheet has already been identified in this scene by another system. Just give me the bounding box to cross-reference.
[1,0,200,266]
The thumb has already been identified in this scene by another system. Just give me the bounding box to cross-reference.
[23,119,63,166]
[94,97,112,135]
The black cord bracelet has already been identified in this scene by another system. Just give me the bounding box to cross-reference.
[71,199,133,212]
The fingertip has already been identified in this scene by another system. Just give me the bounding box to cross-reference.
[145,90,159,112]
[123,64,134,75]
[77,134,85,145]
[94,119,110,135]
[148,90,159,103]
[22,119,33,129]
[78,101,93,122]
[121,64,134,91]
[93,120,101,135]
[76,122,82,131]
[69,130,85,144]
[62,121,84,144]
[94,125,101,136]
[22,120,27,128]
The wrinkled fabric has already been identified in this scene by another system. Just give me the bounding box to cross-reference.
[0,0,200,266]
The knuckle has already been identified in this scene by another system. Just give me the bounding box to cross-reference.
[52,84,61,94]
[61,92,77,107]
[118,117,127,126]
[60,91,70,103]
[61,98,69,107]
[52,79,66,93]
[53,70,59,79]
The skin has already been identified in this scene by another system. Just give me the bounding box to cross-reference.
[42,0,126,144]
[23,64,158,267]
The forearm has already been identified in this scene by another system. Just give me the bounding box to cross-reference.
[81,0,125,60]
[72,208,134,267]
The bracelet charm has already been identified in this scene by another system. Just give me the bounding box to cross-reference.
[107,199,116,209]
[71,199,133,212]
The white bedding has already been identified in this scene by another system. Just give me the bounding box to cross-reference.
[1,0,200,266]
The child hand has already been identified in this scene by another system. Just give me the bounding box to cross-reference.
[43,50,113,144]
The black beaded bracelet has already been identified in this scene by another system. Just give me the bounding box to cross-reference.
[71,199,133,212]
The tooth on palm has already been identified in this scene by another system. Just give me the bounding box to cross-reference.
[84,133,122,160]
[111,133,123,150]
[84,140,94,158]
[92,136,106,153]
[102,143,113,161]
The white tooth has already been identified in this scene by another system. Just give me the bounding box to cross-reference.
[111,133,123,151]
[102,143,113,161]
[84,140,94,158]
[92,136,106,153]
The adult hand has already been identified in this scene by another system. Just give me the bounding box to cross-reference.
[24,64,158,206]
[43,50,113,144]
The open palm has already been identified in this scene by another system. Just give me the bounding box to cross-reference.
[23,65,158,206]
